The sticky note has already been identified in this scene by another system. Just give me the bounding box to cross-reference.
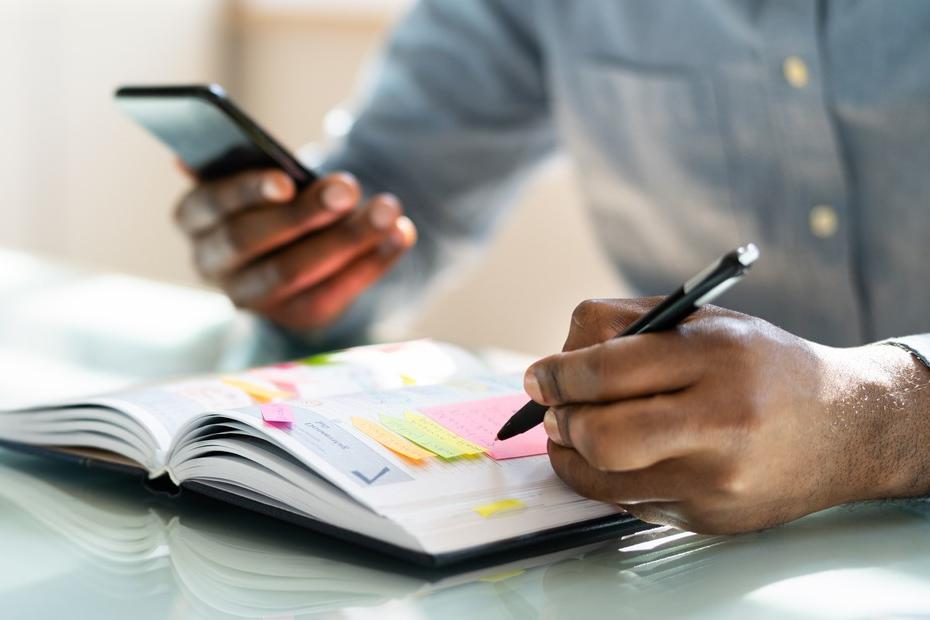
[400,373,417,386]
[404,412,485,455]
[488,432,550,460]
[473,498,526,518]
[300,353,337,366]
[260,403,294,426]
[270,380,300,394]
[250,368,301,394]
[221,378,294,403]
[421,394,548,460]
[351,417,433,462]
[379,414,479,459]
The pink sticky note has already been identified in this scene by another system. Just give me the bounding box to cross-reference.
[421,394,548,460]
[260,403,294,426]
[251,368,302,394]
[267,379,300,394]
[489,425,549,460]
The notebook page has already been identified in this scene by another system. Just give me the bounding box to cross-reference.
[80,340,487,456]
[203,375,622,554]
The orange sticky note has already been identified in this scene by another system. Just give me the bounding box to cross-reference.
[260,403,294,426]
[221,378,294,403]
[351,417,432,462]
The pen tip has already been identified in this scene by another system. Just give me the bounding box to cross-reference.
[496,423,512,441]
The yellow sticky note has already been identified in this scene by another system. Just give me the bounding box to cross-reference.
[404,412,485,456]
[352,417,433,462]
[221,378,294,403]
[473,498,526,518]
[400,373,417,386]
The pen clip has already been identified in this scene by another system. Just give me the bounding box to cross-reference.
[693,275,743,307]
[683,243,759,294]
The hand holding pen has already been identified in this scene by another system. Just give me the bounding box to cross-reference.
[497,242,930,538]
[497,243,760,440]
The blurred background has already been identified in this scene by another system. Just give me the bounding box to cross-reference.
[0,0,626,359]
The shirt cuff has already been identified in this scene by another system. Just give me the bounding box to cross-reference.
[881,334,930,370]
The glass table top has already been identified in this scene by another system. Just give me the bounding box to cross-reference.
[4,449,930,619]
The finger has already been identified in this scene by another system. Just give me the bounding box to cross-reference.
[548,441,692,504]
[546,395,701,471]
[561,298,662,352]
[193,174,361,277]
[224,193,402,309]
[265,216,416,330]
[525,331,701,406]
[314,171,362,212]
[176,169,295,235]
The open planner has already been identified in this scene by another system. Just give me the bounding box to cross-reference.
[0,340,641,565]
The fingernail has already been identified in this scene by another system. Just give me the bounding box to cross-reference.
[198,236,235,274]
[321,183,353,211]
[544,409,565,445]
[370,197,400,231]
[395,216,416,245]
[230,263,278,304]
[387,224,407,250]
[262,174,291,201]
[379,217,415,255]
[524,368,543,402]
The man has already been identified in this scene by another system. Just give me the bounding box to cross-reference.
[175,2,930,534]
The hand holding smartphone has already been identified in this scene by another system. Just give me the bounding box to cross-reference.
[115,83,416,330]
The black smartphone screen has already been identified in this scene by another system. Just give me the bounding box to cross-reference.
[115,85,316,187]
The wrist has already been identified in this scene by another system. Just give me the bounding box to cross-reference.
[824,342,930,501]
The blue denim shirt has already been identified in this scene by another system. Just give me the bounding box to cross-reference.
[266,0,929,367]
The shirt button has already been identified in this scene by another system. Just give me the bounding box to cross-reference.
[809,204,839,238]
[783,56,809,88]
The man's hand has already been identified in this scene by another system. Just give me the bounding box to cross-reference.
[175,168,416,330]
[525,298,930,534]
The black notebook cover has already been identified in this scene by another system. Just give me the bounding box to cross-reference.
[0,439,648,567]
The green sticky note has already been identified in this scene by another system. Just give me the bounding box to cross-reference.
[299,353,338,366]
[379,414,478,459]
[403,412,485,456]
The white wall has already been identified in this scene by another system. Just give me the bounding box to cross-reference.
[1,0,626,357]
[0,0,231,283]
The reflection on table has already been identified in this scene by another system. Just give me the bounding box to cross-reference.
[3,449,930,619]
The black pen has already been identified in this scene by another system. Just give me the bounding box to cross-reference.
[496,242,760,441]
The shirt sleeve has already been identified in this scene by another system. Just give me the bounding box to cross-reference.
[258,0,557,356]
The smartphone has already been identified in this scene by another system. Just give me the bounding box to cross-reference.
[115,84,317,187]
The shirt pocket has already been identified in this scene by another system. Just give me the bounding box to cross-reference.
[568,57,743,284]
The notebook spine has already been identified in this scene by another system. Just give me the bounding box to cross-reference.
[0,440,146,478]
